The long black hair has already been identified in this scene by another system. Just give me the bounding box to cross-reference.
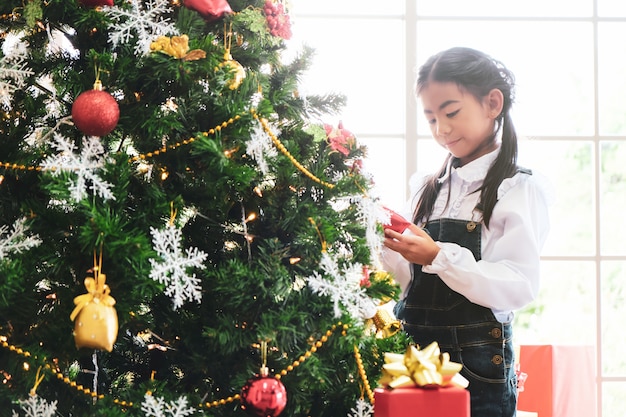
[413,47,518,228]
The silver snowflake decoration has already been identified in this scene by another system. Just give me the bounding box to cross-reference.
[0,30,34,109]
[336,194,390,269]
[149,222,208,309]
[40,134,115,202]
[104,0,179,55]
[246,119,278,175]
[141,393,196,417]
[347,398,374,417]
[307,252,376,321]
[0,217,41,261]
[11,395,58,417]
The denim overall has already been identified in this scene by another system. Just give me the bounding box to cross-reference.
[394,218,517,417]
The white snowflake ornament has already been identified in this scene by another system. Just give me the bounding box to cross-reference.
[11,394,58,417]
[39,134,115,202]
[104,0,179,55]
[246,119,278,175]
[149,222,208,309]
[347,398,374,417]
[141,393,196,417]
[0,217,41,260]
[307,252,377,321]
[0,30,34,109]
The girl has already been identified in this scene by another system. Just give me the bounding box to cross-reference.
[382,47,551,417]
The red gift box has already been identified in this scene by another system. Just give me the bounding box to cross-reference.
[374,387,470,417]
[517,345,596,417]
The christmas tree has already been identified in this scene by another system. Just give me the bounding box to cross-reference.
[0,0,410,416]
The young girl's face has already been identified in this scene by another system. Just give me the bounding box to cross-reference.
[419,81,501,166]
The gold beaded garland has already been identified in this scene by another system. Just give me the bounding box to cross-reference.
[3,322,356,412]
[354,345,375,404]
[1,110,338,191]
[0,114,242,173]
[251,110,335,189]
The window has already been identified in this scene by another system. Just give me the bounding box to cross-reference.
[290,1,626,416]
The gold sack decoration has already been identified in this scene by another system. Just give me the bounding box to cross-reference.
[70,256,118,352]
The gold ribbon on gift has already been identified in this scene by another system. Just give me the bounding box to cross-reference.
[380,342,469,389]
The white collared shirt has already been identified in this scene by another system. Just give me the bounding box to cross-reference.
[383,147,552,323]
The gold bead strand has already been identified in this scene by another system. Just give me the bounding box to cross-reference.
[199,393,241,410]
[354,345,375,404]
[128,114,242,164]
[275,322,348,380]
[251,110,335,189]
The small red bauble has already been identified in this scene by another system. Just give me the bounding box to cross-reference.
[240,371,287,417]
[183,0,232,21]
[71,81,119,137]
[78,0,114,7]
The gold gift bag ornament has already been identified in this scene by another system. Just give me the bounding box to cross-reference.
[70,255,118,352]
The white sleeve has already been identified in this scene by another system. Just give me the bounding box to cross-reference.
[381,244,412,296]
[422,173,552,312]
[380,172,426,295]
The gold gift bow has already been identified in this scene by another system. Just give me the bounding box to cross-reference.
[70,272,116,322]
[380,342,469,389]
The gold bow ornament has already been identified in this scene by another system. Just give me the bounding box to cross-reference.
[70,268,118,352]
[379,342,469,389]
[150,34,207,61]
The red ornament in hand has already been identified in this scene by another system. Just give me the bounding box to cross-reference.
[71,81,120,137]
[183,0,232,21]
[78,0,114,7]
[240,368,287,417]
[383,207,412,234]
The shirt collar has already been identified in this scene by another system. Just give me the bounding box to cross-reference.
[437,146,501,184]
[438,125,503,184]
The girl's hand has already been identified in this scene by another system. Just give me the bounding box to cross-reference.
[383,224,440,266]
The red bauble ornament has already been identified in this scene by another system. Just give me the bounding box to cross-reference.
[71,81,120,137]
[183,0,232,21]
[240,370,287,417]
[78,0,114,7]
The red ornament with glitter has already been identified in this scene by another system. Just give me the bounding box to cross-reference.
[183,0,232,21]
[78,0,113,7]
[240,369,287,417]
[71,80,119,137]
[241,341,287,417]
